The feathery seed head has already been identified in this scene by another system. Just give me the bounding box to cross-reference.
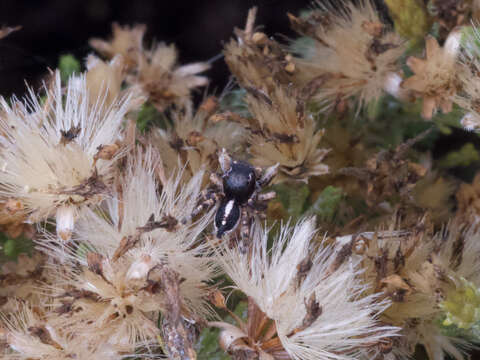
[291,0,407,111]
[245,86,329,183]
[403,30,462,119]
[0,71,132,239]
[217,218,397,360]
[350,221,480,359]
[89,23,146,70]
[38,147,216,352]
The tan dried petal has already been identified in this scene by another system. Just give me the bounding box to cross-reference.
[0,25,21,39]
[94,143,120,161]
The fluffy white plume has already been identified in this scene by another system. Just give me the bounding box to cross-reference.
[0,71,133,238]
[218,218,397,360]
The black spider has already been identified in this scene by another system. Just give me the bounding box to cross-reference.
[183,149,278,249]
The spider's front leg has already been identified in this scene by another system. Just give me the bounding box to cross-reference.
[209,172,223,189]
[182,188,221,224]
[258,163,279,187]
[247,162,279,208]
[247,190,276,210]
[239,205,251,253]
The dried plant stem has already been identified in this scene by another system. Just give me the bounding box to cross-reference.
[159,265,197,360]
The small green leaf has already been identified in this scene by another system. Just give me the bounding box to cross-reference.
[220,88,250,117]
[3,238,17,258]
[196,327,230,360]
[439,143,480,169]
[136,103,168,133]
[384,0,431,45]
[307,186,343,221]
[273,183,310,220]
[58,54,81,82]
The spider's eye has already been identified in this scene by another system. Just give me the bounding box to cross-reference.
[223,161,256,204]
[215,199,240,238]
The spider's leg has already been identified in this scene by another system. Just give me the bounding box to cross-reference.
[239,206,252,253]
[219,148,232,174]
[181,190,220,224]
[257,191,276,202]
[258,163,279,187]
[210,172,223,189]
[247,188,259,209]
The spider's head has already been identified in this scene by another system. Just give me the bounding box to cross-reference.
[222,160,256,204]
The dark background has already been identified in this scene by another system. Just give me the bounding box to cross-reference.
[0,0,393,96]
[0,0,313,96]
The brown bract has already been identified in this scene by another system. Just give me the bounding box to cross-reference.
[245,86,329,183]
[0,25,21,39]
[210,297,291,359]
[431,0,472,40]
[289,1,406,111]
[134,43,210,111]
[150,97,246,182]
[402,34,460,119]
[224,7,295,94]
[0,199,33,239]
[456,173,480,225]
[90,23,210,112]
[89,23,145,70]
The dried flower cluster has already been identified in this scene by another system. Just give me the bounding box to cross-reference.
[290,0,406,111]
[3,1,480,359]
[402,31,461,119]
[214,218,397,360]
[90,23,210,111]
[337,221,480,360]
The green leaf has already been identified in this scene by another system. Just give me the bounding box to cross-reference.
[384,0,431,45]
[196,301,247,360]
[136,103,169,133]
[220,88,250,117]
[0,233,33,260]
[196,327,230,360]
[439,143,480,169]
[289,36,316,58]
[58,54,81,82]
[273,183,310,220]
[307,186,343,222]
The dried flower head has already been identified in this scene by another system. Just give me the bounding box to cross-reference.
[83,55,127,110]
[39,147,216,353]
[90,22,210,111]
[453,25,480,130]
[290,0,406,111]
[134,43,210,111]
[224,7,295,94]
[456,173,480,225]
[339,130,430,222]
[89,22,145,70]
[348,220,480,359]
[1,300,125,359]
[402,30,462,119]
[151,97,247,181]
[429,0,472,39]
[0,72,133,240]
[227,86,329,183]
[0,252,46,312]
[214,218,396,359]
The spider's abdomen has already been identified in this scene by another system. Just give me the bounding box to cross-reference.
[215,199,240,238]
[223,161,256,204]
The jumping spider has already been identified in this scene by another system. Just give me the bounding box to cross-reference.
[184,149,278,249]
